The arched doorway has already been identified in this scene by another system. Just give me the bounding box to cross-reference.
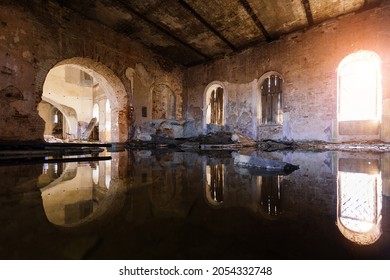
[38,57,128,143]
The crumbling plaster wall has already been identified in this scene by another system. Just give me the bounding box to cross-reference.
[0,0,184,142]
[184,3,390,142]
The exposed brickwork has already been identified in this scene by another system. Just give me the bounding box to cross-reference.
[184,3,390,142]
[0,0,184,142]
[2,1,390,142]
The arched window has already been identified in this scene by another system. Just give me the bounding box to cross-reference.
[51,108,64,138]
[204,82,226,131]
[93,103,99,122]
[105,99,111,142]
[338,51,382,122]
[260,73,283,125]
[53,109,60,124]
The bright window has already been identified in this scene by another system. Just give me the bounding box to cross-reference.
[338,51,382,121]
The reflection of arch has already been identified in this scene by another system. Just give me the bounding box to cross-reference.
[38,163,77,189]
[40,57,129,142]
[337,168,382,245]
[37,162,71,189]
[92,165,99,185]
[39,153,127,234]
[41,163,102,227]
[204,163,225,208]
[203,81,227,132]
[257,176,283,220]
[105,160,111,189]
[41,160,117,227]
[152,84,176,119]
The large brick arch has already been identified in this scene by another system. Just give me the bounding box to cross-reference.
[36,57,129,143]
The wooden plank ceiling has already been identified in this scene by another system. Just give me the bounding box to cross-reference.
[52,0,383,67]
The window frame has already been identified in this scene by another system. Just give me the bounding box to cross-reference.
[258,71,283,126]
[203,81,227,132]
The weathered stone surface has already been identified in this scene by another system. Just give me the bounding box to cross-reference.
[232,152,299,172]
[0,85,24,100]
[156,120,184,139]
[183,120,198,138]
[133,130,153,142]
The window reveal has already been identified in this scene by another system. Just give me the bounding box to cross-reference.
[261,75,282,125]
[210,87,224,125]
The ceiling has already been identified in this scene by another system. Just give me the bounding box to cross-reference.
[52,0,383,67]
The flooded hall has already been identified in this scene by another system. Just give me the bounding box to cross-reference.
[1,0,390,260]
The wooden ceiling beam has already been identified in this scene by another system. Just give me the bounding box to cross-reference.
[301,0,314,26]
[115,0,210,62]
[238,0,272,42]
[178,0,237,51]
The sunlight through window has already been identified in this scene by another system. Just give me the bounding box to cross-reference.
[338,51,381,121]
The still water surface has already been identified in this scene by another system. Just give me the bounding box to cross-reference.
[0,149,389,259]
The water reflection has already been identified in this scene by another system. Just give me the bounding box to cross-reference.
[201,155,287,218]
[258,176,283,217]
[40,159,112,226]
[337,157,382,245]
[1,149,390,259]
[37,151,387,244]
[205,162,225,207]
[41,161,109,226]
[38,162,68,188]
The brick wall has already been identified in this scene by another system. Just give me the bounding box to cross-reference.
[0,0,184,142]
[184,3,390,142]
